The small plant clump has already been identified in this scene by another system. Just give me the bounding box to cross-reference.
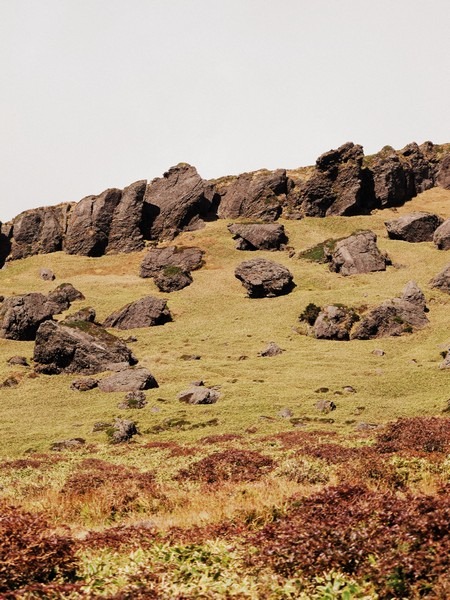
[299,302,322,325]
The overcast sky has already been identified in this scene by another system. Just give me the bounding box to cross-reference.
[1,0,449,222]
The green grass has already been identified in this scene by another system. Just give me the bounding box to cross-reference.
[1,187,450,456]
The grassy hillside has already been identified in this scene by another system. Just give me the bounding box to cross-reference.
[1,187,449,456]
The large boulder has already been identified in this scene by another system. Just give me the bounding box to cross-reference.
[140,246,204,278]
[46,283,85,313]
[216,169,287,222]
[227,223,288,250]
[313,305,360,340]
[351,281,429,340]
[143,164,216,240]
[436,154,450,189]
[430,264,450,293]
[153,270,193,293]
[106,180,147,253]
[0,293,55,340]
[103,296,172,329]
[33,320,137,374]
[64,188,122,256]
[178,383,220,405]
[385,212,443,242]
[433,219,450,250]
[6,204,72,261]
[235,258,294,298]
[98,367,158,392]
[327,231,390,276]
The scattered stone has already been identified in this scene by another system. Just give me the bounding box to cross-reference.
[47,283,85,313]
[92,422,112,432]
[385,212,443,242]
[433,219,450,250]
[64,307,96,323]
[327,230,390,276]
[33,320,137,375]
[7,356,29,367]
[180,354,201,361]
[0,293,55,340]
[228,223,288,250]
[235,258,295,297]
[315,387,330,393]
[0,375,20,388]
[278,408,293,418]
[103,296,172,329]
[372,349,385,356]
[51,438,85,451]
[40,268,56,281]
[315,399,337,413]
[430,263,450,293]
[440,350,450,370]
[70,377,99,392]
[355,422,380,431]
[238,355,249,361]
[178,384,220,405]
[313,305,360,340]
[351,281,429,339]
[118,391,147,409]
[124,336,138,343]
[258,342,284,357]
[98,367,158,392]
[108,419,139,444]
[140,246,204,278]
[343,386,357,393]
[154,269,193,292]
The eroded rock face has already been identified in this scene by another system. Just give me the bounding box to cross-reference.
[228,223,288,250]
[103,296,172,329]
[433,219,450,250]
[327,231,389,276]
[436,154,450,189]
[7,204,72,261]
[106,180,147,253]
[216,169,287,222]
[98,367,158,392]
[64,188,122,256]
[33,320,137,374]
[385,212,443,242]
[0,293,56,340]
[313,305,360,340]
[235,258,294,297]
[144,164,216,240]
[430,264,450,293]
[351,281,428,340]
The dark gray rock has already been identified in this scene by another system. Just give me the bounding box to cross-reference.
[433,219,450,250]
[351,281,429,340]
[0,293,55,340]
[33,320,137,374]
[64,188,122,256]
[64,307,96,323]
[235,258,294,298]
[228,223,288,250]
[178,384,220,405]
[153,269,193,292]
[40,268,56,281]
[47,283,85,314]
[108,419,139,443]
[216,169,287,222]
[118,391,147,409]
[7,356,29,367]
[258,342,284,357]
[106,180,147,253]
[327,231,390,276]
[315,399,336,413]
[144,164,216,240]
[98,367,158,392]
[313,305,360,340]
[103,296,172,330]
[70,377,99,391]
[385,212,443,242]
[435,153,450,190]
[140,246,204,278]
[430,263,450,293]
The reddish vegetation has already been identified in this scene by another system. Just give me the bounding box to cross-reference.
[375,416,450,454]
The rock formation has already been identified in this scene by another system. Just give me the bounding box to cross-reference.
[430,264,450,293]
[98,367,158,392]
[103,296,172,329]
[235,258,294,297]
[313,305,360,340]
[385,213,443,242]
[326,231,390,276]
[433,219,450,250]
[0,293,55,340]
[228,223,288,250]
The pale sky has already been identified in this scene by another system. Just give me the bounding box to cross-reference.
[1,0,449,222]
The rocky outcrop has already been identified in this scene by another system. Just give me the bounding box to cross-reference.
[98,367,158,392]
[0,293,56,340]
[351,281,429,339]
[228,223,288,250]
[103,296,172,330]
[64,188,122,256]
[216,169,287,222]
[385,212,443,242]
[235,258,294,297]
[430,264,450,293]
[46,283,85,314]
[327,231,390,276]
[433,219,450,250]
[64,307,96,323]
[143,164,216,240]
[436,154,450,189]
[33,320,137,374]
[106,180,147,253]
[313,305,360,340]
[6,204,72,261]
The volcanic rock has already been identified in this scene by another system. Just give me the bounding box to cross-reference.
[327,231,389,276]
[106,180,147,253]
[258,342,284,357]
[216,169,287,222]
[33,320,137,374]
[140,245,204,278]
[98,367,158,392]
[313,305,360,340]
[64,187,122,256]
[46,283,85,313]
[7,356,29,367]
[64,307,96,323]
[436,154,450,189]
[385,212,443,242]
[228,223,288,250]
[351,281,429,340]
[40,268,56,281]
[143,164,216,240]
[235,258,294,297]
[430,264,450,293]
[178,383,220,405]
[103,296,172,329]
[0,293,55,340]
[70,377,99,391]
[118,391,147,409]
[51,438,85,451]
[433,219,450,250]
[108,419,139,443]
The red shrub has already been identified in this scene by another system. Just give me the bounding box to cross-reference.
[200,433,243,444]
[376,417,450,454]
